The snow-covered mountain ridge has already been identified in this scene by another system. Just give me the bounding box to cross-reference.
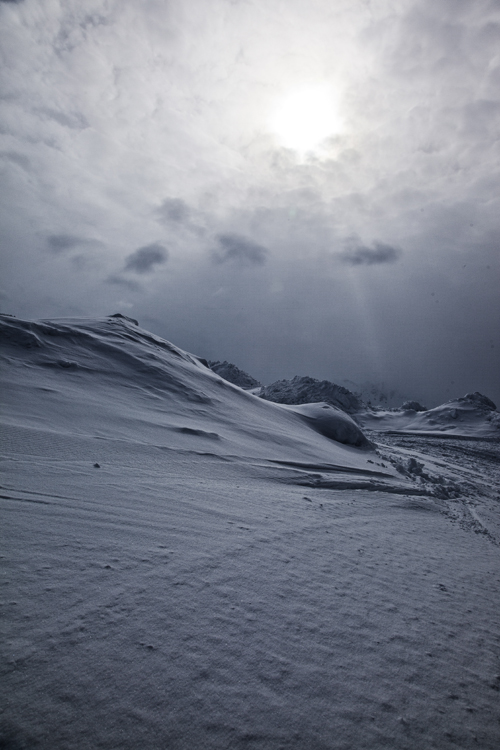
[0,313,375,459]
[208,357,498,438]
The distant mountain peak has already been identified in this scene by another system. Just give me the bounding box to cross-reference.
[208,360,261,389]
[259,375,361,414]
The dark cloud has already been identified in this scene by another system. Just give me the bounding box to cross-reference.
[47,234,85,253]
[214,233,268,266]
[340,241,401,266]
[79,13,109,31]
[156,198,190,224]
[124,243,168,274]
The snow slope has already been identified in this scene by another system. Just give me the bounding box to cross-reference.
[358,393,500,438]
[1,315,500,750]
[0,314,379,466]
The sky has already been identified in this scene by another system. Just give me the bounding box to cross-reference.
[1,0,499,406]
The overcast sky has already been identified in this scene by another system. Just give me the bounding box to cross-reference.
[1,0,499,405]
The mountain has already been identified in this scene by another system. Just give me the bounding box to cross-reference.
[208,359,261,389]
[259,375,362,414]
[0,314,372,455]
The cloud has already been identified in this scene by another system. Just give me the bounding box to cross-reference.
[1,0,499,407]
[0,151,31,171]
[106,275,141,292]
[213,233,268,266]
[340,241,402,266]
[124,243,168,274]
[38,108,89,131]
[47,234,86,254]
[156,198,190,225]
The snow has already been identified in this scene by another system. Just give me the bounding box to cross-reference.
[358,393,500,439]
[280,402,370,448]
[1,314,500,750]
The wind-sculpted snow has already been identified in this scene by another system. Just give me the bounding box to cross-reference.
[2,315,500,750]
[0,314,373,459]
[259,374,362,414]
[281,402,371,448]
[359,391,499,438]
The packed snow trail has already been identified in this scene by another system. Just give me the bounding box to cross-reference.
[371,431,500,544]
[1,315,500,749]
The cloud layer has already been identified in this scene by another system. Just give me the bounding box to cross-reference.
[0,0,498,405]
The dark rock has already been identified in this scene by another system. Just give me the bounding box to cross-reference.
[401,400,427,412]
[108,313,139,326]
[459,392,497,411]
[208,360,261,389]
[259,375,361,414]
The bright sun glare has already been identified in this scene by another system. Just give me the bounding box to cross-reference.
[269,85,343,153]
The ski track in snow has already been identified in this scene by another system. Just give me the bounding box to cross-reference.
[1,315,500,750]
[372,432,500,544]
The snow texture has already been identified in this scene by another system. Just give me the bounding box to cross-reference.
[359,392,500,438]
[1,314,500,750]
[280,402,371,449]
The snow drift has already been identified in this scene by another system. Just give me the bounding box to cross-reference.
[0,314,375,459]
[280,402,369,448]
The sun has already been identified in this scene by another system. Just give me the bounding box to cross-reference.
[269,84,343,153]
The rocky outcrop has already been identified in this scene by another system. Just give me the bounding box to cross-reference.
[259,375,361,414]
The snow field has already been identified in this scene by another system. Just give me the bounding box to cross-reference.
[1,315,500,749]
